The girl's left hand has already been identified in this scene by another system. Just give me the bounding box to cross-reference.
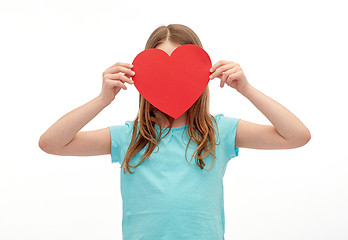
[209,60,250,94]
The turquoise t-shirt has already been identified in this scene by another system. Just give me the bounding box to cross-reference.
[108,113,240,240]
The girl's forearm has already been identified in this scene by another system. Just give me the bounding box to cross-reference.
[39,95,109,150]
[240,84,310,142]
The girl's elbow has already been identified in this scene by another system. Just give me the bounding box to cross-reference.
[39,135,58,154]
[303,128,311,145]
[39,136,51,154]
[295,128,311,148]
[286,128,311,149]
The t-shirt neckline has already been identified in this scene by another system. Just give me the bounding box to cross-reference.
[154,124,187,131]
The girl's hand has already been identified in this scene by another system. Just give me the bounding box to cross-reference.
[209,60,250,94]
[99,62,135,105]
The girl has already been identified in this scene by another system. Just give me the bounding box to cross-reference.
[39,24,310,240]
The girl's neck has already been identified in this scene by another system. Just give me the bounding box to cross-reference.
[156,112,188,128]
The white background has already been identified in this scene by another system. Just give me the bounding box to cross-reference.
[1,0,347,239]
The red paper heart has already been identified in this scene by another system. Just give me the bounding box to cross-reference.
[131,44,212,119]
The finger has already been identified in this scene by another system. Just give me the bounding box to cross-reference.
[112,80,127,90]
[220,72,229,88]
[109,73,134,85]
[226,73,239,86]
[210,73,223,81]
[105,62,133,73]
[112,62,133,69]
[215,73,224,80]
[125,73,136,82]
[210,60,230,73]
[118,66,135,76]
[108,66,135,76]
[209,63,235,80]
[221,68,238,87]
[210,60,236,73]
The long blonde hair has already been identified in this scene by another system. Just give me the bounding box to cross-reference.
[121,24,218,174]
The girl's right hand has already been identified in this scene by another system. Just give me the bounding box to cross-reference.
[99,62,135,105]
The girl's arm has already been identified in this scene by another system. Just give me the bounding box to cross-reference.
[235,85,311,149]
[209,60,311,149]
[39,96,110,155]
[39,62,135,156]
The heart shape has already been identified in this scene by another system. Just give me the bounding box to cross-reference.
[131,44,212,119]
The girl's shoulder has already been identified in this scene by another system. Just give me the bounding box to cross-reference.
[213,113,224,121]
[212,113,240,136]
[212,113,240,159]
[109,120,134,138]
[213,113,240,126]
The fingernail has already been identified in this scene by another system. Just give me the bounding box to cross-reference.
[131,71,135,75]
[210,68,213,72]
[130,64,134,68]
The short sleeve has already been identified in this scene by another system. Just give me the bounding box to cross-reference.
[108,121,134,164]
[214,113,241,161]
